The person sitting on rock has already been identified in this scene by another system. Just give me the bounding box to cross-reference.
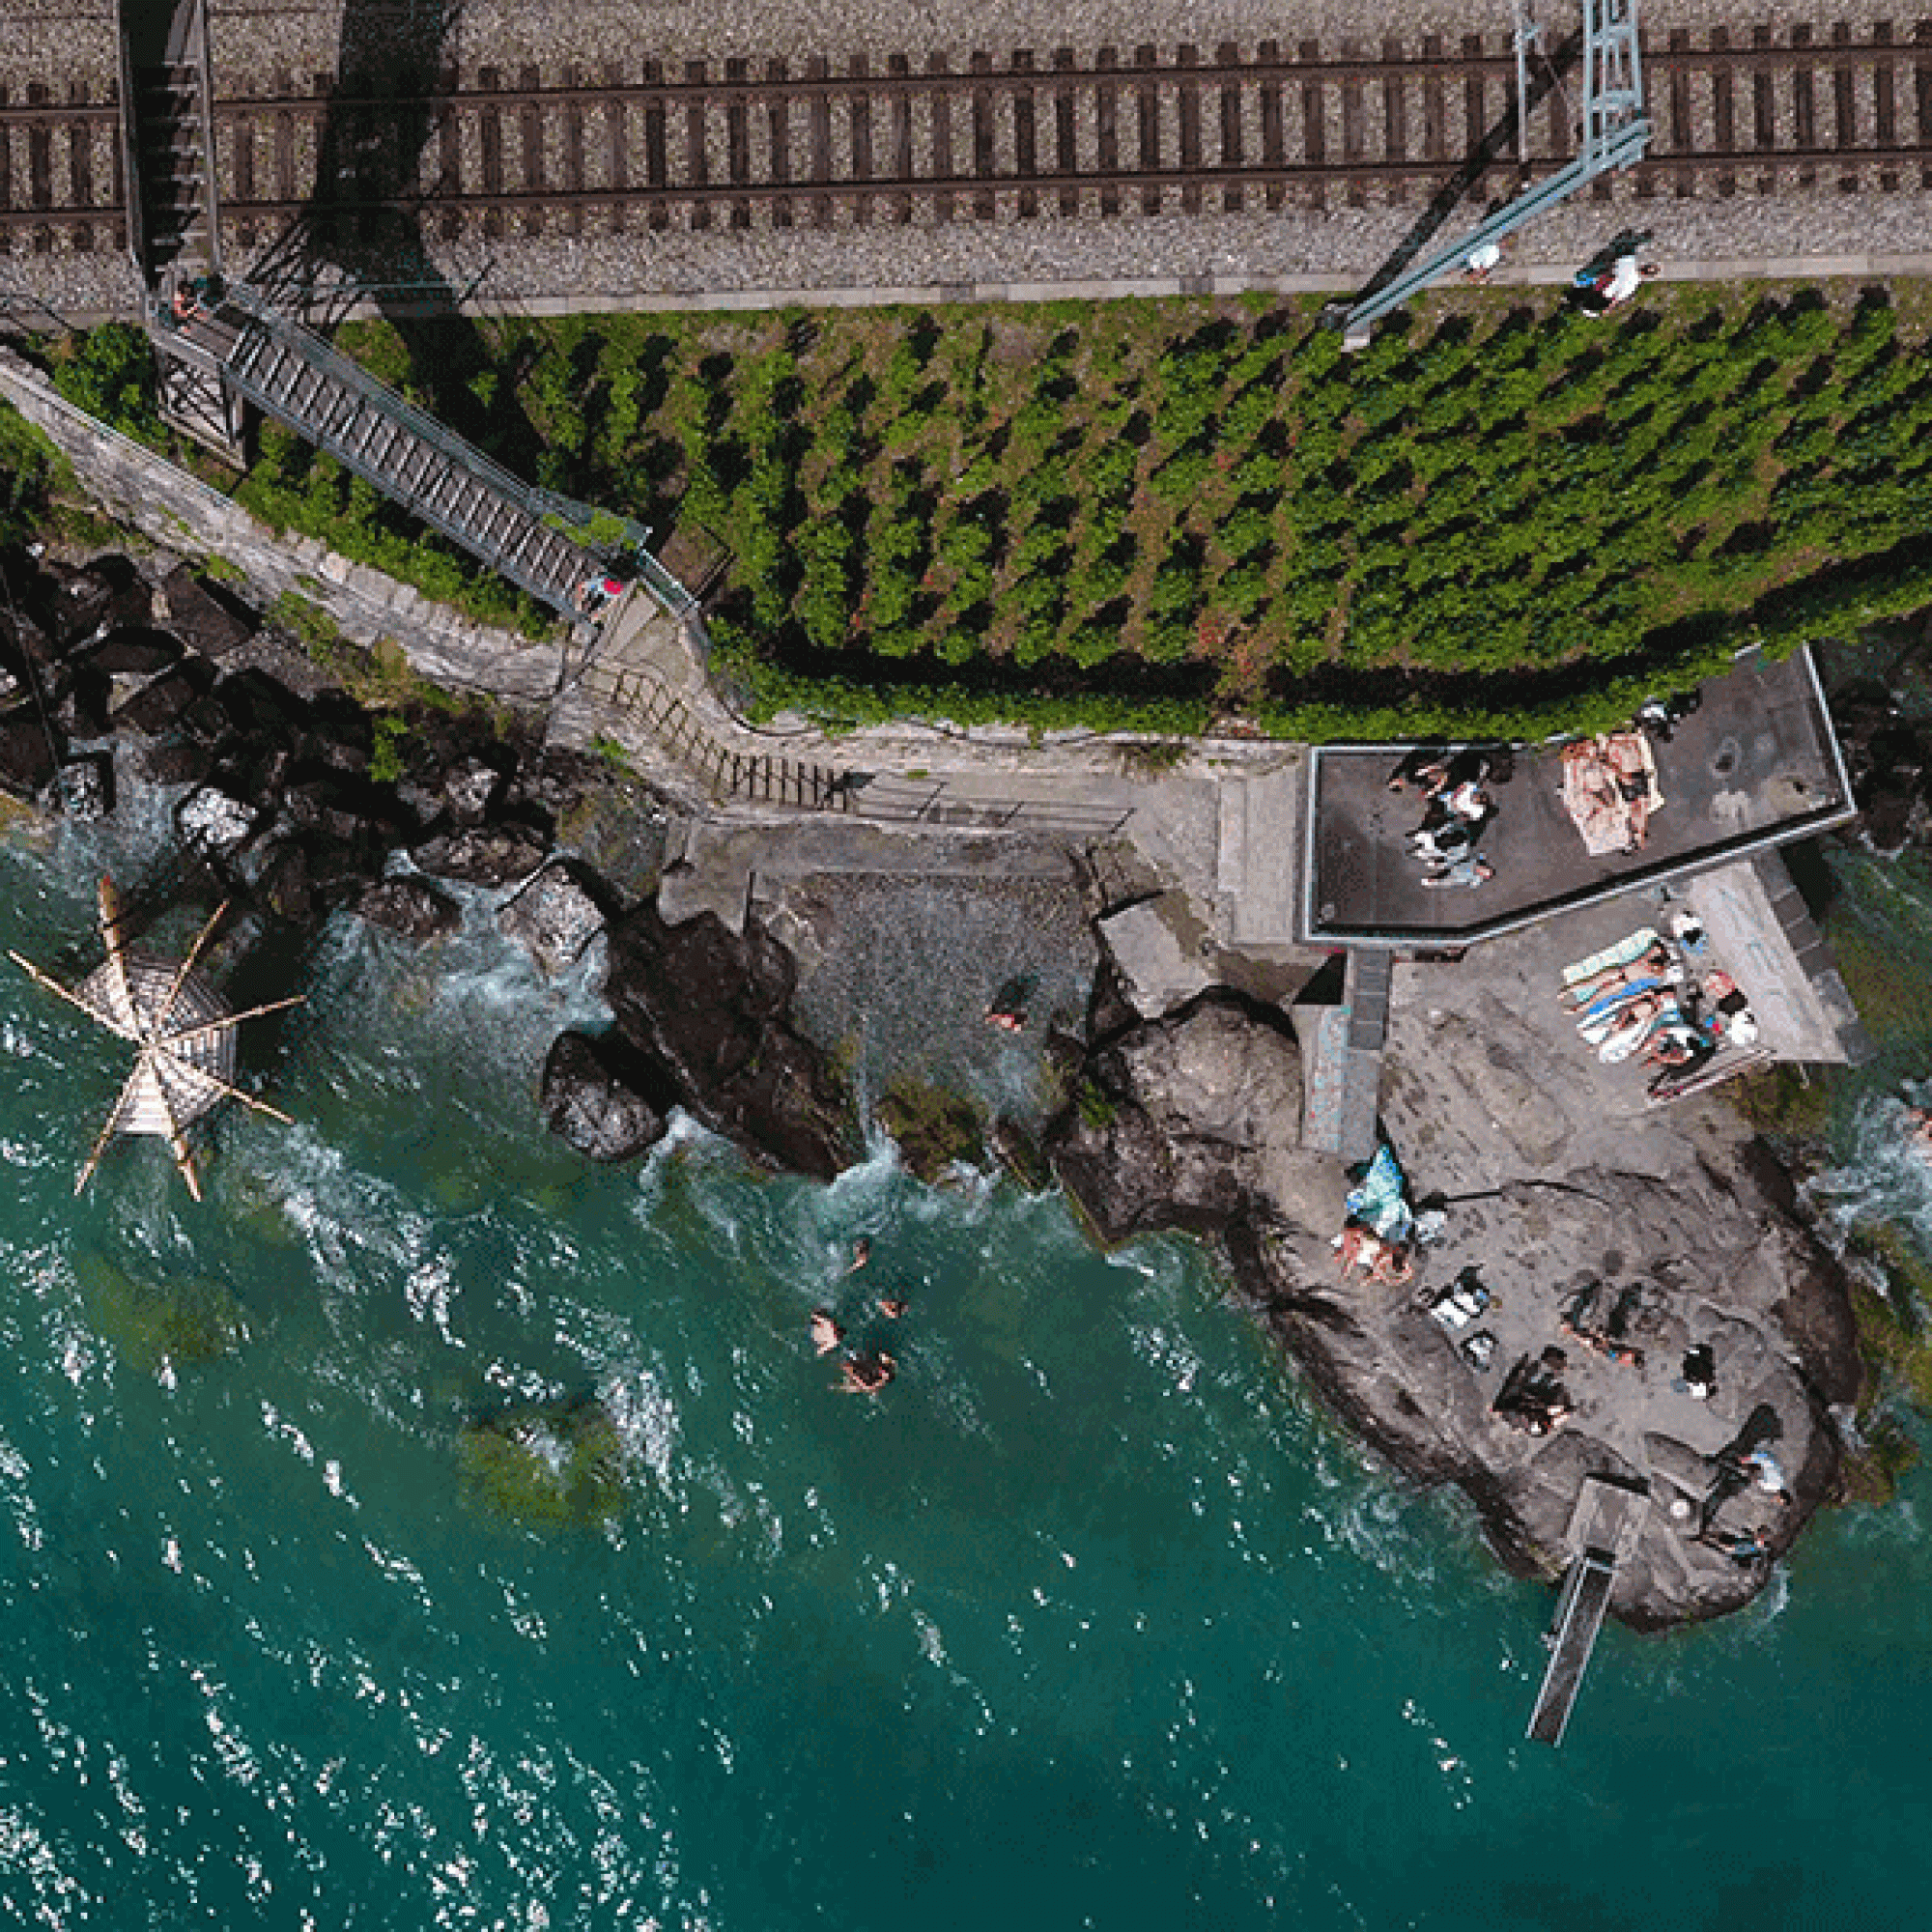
[1559,1283,1602,1340]
[1337,1222,1413,1287]
[1676,1343,1717,1401]
[985,976,1034,1033]
[1731,1444,1793,1506]
[1386,747,1451,796]
[1703,1523,1772,1567]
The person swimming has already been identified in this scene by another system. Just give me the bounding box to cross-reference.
[840,1350,897,1394]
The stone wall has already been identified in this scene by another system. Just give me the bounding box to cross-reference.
[0,345,566,702]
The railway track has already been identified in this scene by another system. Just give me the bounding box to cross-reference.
[1,22,1928,246]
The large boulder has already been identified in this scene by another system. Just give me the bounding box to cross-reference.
[157,563,255,660]
[0,708,63,797]
[49,753,114,820]
[412,824,550,888]
[1048,995,1337,1245]
[214,668,309,743]
[112,660,213,737]
[443,753,509,827]
[355,875,463,941]
[603,902,857,1180]
[38,554,148,649]
[73,627,184,678]
[176,784,258,857]
[1097,892,1215,1019]
[499,862,607,978]
[303,689,375,775]
[540,1030,671,1162]
[55,667,113,740]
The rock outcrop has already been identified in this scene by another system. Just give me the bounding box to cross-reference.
[1048,940,1861,1632]
[0,545,854,1187]
[602,902,856,1181]
[355,875,463,941]
[540,1030,671,1163]
[499,862,607,979]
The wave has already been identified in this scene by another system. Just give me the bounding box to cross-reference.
[1802,1086,1932,1259]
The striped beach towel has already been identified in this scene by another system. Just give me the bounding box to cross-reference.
[1561,926,1660,987]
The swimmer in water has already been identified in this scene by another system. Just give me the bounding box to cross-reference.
[840,1350,896,1394]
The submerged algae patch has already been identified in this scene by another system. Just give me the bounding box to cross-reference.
[458,1398,627,1527]
[75,1251,249,1371]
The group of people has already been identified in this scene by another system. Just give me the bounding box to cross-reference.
[1559,731,1661,857]
[1492,1347,1577,1436]
[810,1239,905,1393]
[1696,1405,1792,1565]
[1557,1280,1649,1371]
[1559,921,1757,1088]
[1572,251,1661,316]
[1335,1142,1423,1288]
[1337,1221,1413,1286]
[1461,241,1661,312]
[1387,747,1501,891]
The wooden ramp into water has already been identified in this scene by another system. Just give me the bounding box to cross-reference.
[1525,1476,1650,1748]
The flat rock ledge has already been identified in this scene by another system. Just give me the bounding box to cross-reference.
[1047,994,1861,1632]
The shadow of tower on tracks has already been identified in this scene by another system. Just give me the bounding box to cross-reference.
[1348,32,1582,317]
[240,0,545,475]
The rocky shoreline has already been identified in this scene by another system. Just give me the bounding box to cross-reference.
[0,542,861,1183]
[0,535,1893,1631]
[1043,982,1862,1630]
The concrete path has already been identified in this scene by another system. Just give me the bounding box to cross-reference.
[554,587,1314,958]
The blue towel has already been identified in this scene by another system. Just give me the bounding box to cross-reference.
[1347,1145,1413,1244]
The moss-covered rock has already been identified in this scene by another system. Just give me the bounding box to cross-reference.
[1846,1228,1932,1412]
[875,1076,986,1181]
[1827,923,1932,1041]
[457,1398,626,1527]
[1836,1411,1922,1507]
[1732,1065,1837,1142]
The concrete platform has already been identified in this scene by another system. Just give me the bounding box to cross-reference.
[1303,649,1856,947]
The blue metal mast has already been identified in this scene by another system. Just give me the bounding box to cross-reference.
[1340,0,1650,344]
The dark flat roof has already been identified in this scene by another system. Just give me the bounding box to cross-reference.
[1302,648,1855,946]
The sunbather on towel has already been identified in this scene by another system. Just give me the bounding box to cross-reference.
[1596,992,1673,1062]
[1603,733,1656,850]
[1574,975,1675,1033]
[1563,942,1672,1008]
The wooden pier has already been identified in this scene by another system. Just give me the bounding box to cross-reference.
[1525,1475,1650,1748]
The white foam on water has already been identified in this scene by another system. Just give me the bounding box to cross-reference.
[1802,1088,1932,1256]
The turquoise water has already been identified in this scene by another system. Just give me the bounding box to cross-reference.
[3,809,1931,1931]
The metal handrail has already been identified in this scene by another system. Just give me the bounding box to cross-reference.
[216,284,696,618]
